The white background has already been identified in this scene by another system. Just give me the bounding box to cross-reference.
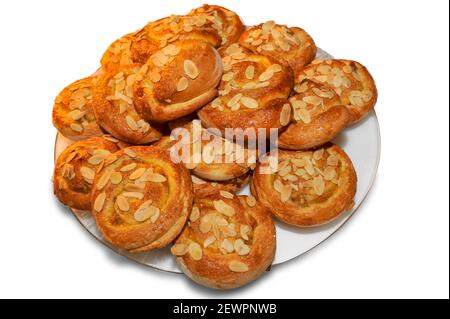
[0,0,448,299]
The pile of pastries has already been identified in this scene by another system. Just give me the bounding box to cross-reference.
[52,4,377,289]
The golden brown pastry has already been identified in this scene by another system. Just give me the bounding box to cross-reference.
[251,144,357,227]
[91,146,193,252]
[92,64,163,144]
[198,44,294,140]
[191,173,250,198]
[188,4,245,49]
[52,76,104,140]
[172,193,275,289]
[154,120,255,181]
[239,21,316,77]
[299,59,377,124]
[53,137,121,210]
[100,30,159,72]
[133,40,222,122]
[278,80,349,150]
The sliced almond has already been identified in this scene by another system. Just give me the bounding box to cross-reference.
[203,236,216,248]
[327,154,339,166]
[313,175,325,195]
[188,243,203,261]
[124,148,137,158]
[199,216,212,233]
[116,195,129,211]
[70,123,83,132]
[240,96,259,109]
[280,185,292,202]
[213,200,236,217]
[184,60,199,79]
[246,196,256,207]
[220,190,234,199]
[147,173,167,183]
[222,72,234,82]
[124,183,145,192]
[96,170,112,190]
[80,166,95,183]
[176,77,189,92]
[240,225,250,240]
[190,206,200,222]
[323,166,336,181]
[125,115,138,131]
[280,103,291,126]
[93,192,106,212]
[245,65,255,79]
[150,206,160,223]
[129,167,146,180]
[122,191,144,199]
[227,93,242,107]
[229,261,248,272]
[259,70,273,82]
[313,148,324,160]
[171,243,188,256]
[221,239,234,253]
[109,171,122,184]
[267,64,282,73]
[234,239,250,256]
[120,163,137,172]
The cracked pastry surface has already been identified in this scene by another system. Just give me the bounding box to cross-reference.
[52,76,104,141]
[172,193,275,289]
[299,59,377,124]
[278,79,349,150]
[53,137,121,210]
[239,21,316,77]
[251,144,357,227]
[91,146,193,252]
[92,64,163,144]
[198,44,294,140]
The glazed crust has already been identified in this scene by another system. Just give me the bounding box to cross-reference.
[299,59,377,124]
[191,172,251,198]
[198,44,294,140]
[133,40,223,123]
[154,121,254,181]
[92,64,163,144]
[52,76,104,141]
[239,22,316,77]
[173,194,275,289]
[53,137,120,210]
[91,146,193,252]
[278,80,350,150]
[188,4,245,49]
[252,144,357,227]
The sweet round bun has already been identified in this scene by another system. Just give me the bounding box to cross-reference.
[252,144,357,227]
[198,44,294,140]
[172,193,275,289]
[92,64,163,144]
[299,59,377,124]
[278,79,349,150]
[53,137,121,210]
[52,76,104,141]
[239,21,316,77]
[133,40,223,123]
[91,146,193,252]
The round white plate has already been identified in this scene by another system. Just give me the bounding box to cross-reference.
[54,48,380,273]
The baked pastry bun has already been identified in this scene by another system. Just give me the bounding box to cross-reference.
[91,146,193,252]
[239,21,316,77]
[52,76,104,140]
[133,40,223,122]
[53,137,121,210]
[252,144,357,227]
[154,120,255,181]
[172,193,275,289]
[92,64,163,144]
[188,4,245,49]
[278,80,349,150]
[191,173,250,198]
[198,44,294,140]
[299,59,377,124]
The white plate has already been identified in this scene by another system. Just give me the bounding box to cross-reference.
[54,48,380,273]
